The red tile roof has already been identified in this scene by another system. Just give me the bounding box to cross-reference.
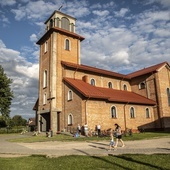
[61,61,128,80]
[64,77,156,105]
[126,62,169,78]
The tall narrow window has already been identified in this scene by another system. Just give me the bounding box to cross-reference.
[111,106,117,118]
[43,93,46,105]
[70,23,74,32]
[123,84,127,91]
[91,79,95,86]
[65,39,70,50]
[44,41,48,53]
[56,17,60,27]
[167,88,170,106]
[68,90,73,101]
[146,108,150,118]
[50,19,53,28]
[68,114,73,125]
[108,82,112,88]
[43,70,47,88]
[61,17,70,31]
[130,107,135,118]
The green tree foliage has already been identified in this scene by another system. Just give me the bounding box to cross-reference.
[0,65,14,118]
[0,116,6,127]
[12,115,27,126]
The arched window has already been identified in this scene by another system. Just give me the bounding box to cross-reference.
[123,84,127,91]
[108,82,112,88]
[68,114,73,125]
[56,17,60,27]
[68,90,73,101]
[146,108,150,118]
[111,106,117,118]
[139,82,145,89]
[65,39,70,50]
[44,41,48,53]
[130,107,135,118]
[90,79,95,86]
[50,19,53,28]
[61,17,70,31]
[167,88,170,106]
[70,23,74,32]
[43,93,46,105]
[43,70,47,88]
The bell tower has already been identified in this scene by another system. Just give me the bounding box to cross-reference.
[36,10,84,132]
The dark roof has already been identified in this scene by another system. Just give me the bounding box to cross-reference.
[126,62,169,78]
[61,61,129,80]
[64,77,156,105]
[36,27,85,45]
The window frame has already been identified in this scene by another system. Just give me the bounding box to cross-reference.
[130,107,135,118]
[43,70,47,88]
[68,113,73,125]
[123,84,127,91]
[108,82,113,88]
[111,106,117,118]
[43,93,47,105]
[68,90,73,101]
[44,41,48,53]
[139,82,146,89]
[65,39,70,50]
[146,108,150,118]
[167,88,170,106]
[90,78,95,86]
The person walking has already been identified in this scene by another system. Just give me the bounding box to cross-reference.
[108,131,115,151]
[114,123,125,147]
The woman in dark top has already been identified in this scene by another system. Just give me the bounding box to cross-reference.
[114,123,125,147]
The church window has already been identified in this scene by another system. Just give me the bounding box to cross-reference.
[50,19,53,28]
[44,41,48,53]
[139,82,145,89]
[130,107,135,118]
[65,39,70,50]
[111,106,117,118]
[68,90,73,101]
[43,93,47,105]
[90,79,95,86]
[61,17,70,31]
[167,88,170,106]
[123,84,127,91]
[68,114,73,125]
[108,82,112,88]
[43,70,47,88]
[146,108,150,118]
[70,23,74,32]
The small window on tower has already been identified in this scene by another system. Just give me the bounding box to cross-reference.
[65,39,70,50]
[44,41,48,53]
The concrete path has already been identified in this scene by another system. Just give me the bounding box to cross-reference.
[0,134,170,157]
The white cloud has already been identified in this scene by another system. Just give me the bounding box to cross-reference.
[0,0,16,6]
[92,10,110,17]
[0,39,38,119]
[114,8,129,17]
[30,34,38,42]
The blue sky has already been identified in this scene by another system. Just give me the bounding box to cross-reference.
[0,0,170,120]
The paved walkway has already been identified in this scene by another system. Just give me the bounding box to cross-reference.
[0,134,170,157]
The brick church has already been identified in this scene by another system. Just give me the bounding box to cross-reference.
[34,10,170,134]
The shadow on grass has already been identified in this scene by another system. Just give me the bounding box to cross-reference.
[73,148,132,169]
[112,154,169,170]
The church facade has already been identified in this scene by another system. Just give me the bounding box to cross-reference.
[35,10,170,133]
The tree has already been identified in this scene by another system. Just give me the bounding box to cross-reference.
[0,65,14,119]
[12,115,27,126]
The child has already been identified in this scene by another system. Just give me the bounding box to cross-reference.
[108,132,115,151]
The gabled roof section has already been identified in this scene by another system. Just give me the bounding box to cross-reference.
[126,61,169,78]
[36,27,85,45]
[64,77,156,105]
[61,61,129,80]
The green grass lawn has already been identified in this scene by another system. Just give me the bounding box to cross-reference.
[0,154,169,170]
[6,131,170,143]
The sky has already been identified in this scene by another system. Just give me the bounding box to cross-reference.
[0,0,170,120]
